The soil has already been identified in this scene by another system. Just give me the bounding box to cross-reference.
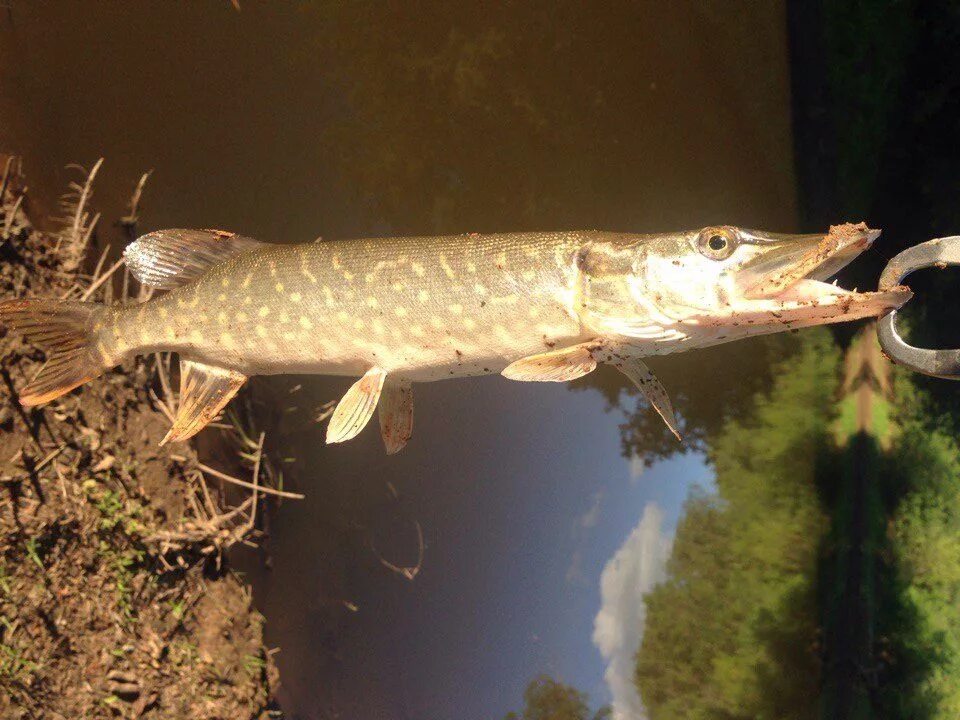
[0,156,280,719]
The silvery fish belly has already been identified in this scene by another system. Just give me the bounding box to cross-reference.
[0,224,911,455]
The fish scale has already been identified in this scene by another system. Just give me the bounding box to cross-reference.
[0,223,910,452]
[107,231,598,380]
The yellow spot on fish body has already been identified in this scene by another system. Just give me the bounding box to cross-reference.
[418,289,430,303]
[337,310,349,321]
[494,325,512,343]
[177,298,187,308]
[372,319,385,335]
[439,254,456,279]
[412,262,425,277]
[242,274,252,289]
[449,304,463,315]
[463,317,477,330]
[323,287,335,306]
[221,333,234,347]
[159,308,168,318]
[411,325,425,337]
[392,281,405,292]
[256,325,267,338]
[218,294,227,302]
[299,316,313,330]
[342,270,354,281]
[354,319,364,330]
[430,317,443,330]
[165,326,176,340]
[221,277,230,287]
[528,307,540,318]
[218,312,228,323]
[467,261,477,273]
[259,306,270,317]
[290,292,302,303]
[474,283,487,295]
[394,307,408,317]
[236,312,248,322]
[244,296,253,305]
[269,263,277,277]
[521,270,536,282]
[332,255,341,269]
[275,283,284,293]
[302,268,317,283]
[366,296,378,309]
[279,311,289,324]
[496,251,507,268]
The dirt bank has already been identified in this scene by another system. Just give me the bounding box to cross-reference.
[0,156,280,719]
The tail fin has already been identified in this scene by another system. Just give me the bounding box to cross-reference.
[0,298,110,406]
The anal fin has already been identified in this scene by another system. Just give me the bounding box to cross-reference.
[326,367,387,444]
[592,344,682,441]
[162,359,247,444]
[502,344,598,382]
[378,378,413,454]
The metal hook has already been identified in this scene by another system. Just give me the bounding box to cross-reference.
[877,236,960,379]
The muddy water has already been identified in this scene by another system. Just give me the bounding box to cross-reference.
[1,3,801,718]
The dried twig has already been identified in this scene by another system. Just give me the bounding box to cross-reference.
[78,257,124,301]
[120,170,152,229]
[372,520,425,581]
[0,155,14,202]
[196,462,304,500]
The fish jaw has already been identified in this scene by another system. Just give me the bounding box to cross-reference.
[688,280,912,337]
[685,222,911,340]
[614,222,912,351]
[736,222,881,299]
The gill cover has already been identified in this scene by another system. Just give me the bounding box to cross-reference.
[574,239,680,340]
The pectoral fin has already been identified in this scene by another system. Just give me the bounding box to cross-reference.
[593,345,682,441]
[502,345,598,382]
[162,359,247,444]
[326,367,387,444]
[378,378,413,454]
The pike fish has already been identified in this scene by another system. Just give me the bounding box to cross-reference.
[0,223,909,453]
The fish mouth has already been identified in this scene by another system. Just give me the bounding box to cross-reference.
[723,222,911,327]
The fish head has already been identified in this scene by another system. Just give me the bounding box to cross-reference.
[576,223,911,347]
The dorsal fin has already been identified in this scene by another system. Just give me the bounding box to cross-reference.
[124,228,264,290]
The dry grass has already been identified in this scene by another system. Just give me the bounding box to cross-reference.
[0,154,279,718]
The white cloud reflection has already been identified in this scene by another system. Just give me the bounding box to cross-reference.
[592,502,671,720]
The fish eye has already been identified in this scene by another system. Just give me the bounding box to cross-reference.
[697,227,738,260]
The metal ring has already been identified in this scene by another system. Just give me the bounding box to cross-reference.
[877,236,960,379]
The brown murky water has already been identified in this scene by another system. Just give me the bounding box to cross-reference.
[1,3,806,718]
